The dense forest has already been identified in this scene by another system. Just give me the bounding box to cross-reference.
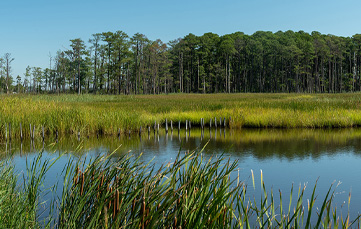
[2,30,361,94]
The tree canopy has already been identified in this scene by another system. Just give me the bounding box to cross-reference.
[2,30,361,94]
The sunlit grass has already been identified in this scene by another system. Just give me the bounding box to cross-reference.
[1,93,361,139]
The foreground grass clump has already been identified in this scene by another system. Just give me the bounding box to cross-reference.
[0,163,35,227]
[59,151,360,228]
[0,154,56,228]
[2,149,360,228]
[59,151,239,228]
[1,93,361,139]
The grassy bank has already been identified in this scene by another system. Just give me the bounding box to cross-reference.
[1,93,361,139]
[1,150,360,228]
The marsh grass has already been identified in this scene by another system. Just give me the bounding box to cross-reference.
[0,152,59,228]
[2,93,361,139]
[0,148,360,228]
[58,149,239,228]
[53,150,361,228]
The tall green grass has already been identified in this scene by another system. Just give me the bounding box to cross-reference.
[1,148,360,228]
[2,93,361,139]
[0,152,59,228]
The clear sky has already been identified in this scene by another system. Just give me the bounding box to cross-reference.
[1,0,361,79]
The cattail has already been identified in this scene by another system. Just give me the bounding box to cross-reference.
[104,206,108,226]
[80,172,85,196]
[73,168,78,185]
[119,192,123,210]
[109,187,113,210]
[113,190,117,219]
[97,174,104,199]
[101,174,104,186]
[116,190,119,212]
[115,175,119,189]
[141,196,146,229]
[73,175,78,186]
[132,198,136,213]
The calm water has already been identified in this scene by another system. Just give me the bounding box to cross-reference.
[2,128,361,221]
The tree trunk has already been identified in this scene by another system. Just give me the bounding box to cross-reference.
[78,61,81,95]
[179,52,183,92]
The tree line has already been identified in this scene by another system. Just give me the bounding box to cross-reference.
[2,30,361,94]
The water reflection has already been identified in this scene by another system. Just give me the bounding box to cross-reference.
[2,128,361,159]
[1,128,361,220]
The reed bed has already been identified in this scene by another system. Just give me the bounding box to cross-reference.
[1,93,361,139]
[1,148,360,228]
[0,153,58,228]
[58,151,361,228]
[58,150,240,228]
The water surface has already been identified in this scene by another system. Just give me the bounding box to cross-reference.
[2,128,361,222]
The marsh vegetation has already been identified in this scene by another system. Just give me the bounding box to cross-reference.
[1,93,361,227]
[1,149,360,228]
[1,93,361,140]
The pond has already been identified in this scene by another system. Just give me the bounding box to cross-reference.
[1,127,361,223]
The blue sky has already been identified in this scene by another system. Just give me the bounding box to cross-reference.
[1,0,361,79]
